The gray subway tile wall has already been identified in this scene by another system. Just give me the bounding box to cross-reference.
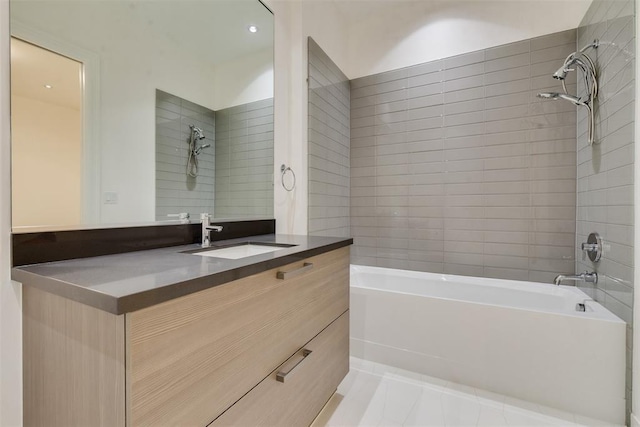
[155,90,216,220]
[350,29,579,281]
[576,0,635,420]
[308,38,351,237]
[214,98,274,218]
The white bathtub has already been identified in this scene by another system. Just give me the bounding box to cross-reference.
[350,264,626,424]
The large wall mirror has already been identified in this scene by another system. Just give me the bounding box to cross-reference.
[10,0,274,231]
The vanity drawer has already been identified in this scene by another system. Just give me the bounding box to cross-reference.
[211,310,349,427]
[126,246,349,427]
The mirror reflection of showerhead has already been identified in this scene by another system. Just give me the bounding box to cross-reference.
[194,144,211,155]
[190,125,205,140]
[187,125,207,177]
[536,92,584,106]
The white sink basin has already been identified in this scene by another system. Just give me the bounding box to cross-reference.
[194,244,291,259]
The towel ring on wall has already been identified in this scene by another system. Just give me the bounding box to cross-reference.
[281,164,296,192]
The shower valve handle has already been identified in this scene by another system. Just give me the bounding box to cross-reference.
[581,232,602,262]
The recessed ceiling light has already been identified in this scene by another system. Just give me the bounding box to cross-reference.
[44,84,53,89]
[248,25,258,33]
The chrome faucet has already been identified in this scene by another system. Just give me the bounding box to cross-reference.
[553,271,598,286]
[201,213,223,248]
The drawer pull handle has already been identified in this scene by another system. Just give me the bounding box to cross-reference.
[276,349,312,383]
[276,262,314,280]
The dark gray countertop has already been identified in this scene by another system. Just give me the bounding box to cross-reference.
[12,234,352,314]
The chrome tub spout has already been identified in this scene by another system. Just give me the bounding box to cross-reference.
[553,271,598,286]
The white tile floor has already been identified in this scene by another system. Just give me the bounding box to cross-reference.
[312,358,621,427]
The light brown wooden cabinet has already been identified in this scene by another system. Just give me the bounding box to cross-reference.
[23,246,350,427]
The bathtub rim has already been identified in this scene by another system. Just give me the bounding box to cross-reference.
[350,263,625,324]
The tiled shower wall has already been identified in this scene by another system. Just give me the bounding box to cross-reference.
[576,0,635,418]
[350,30,578,282]
[155,90,215,220]
[214,98,274,218]
[308,38,351,237]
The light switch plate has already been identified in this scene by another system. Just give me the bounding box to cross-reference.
[104,192,118,204]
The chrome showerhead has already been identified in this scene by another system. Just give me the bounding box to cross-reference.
[189,125,205,140]
[541,40,599,145]
[552,64,572,80]
[536,92,584,106]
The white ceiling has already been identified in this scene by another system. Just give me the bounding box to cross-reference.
[329,0,408,21]
[11,37,82,110]
[10,0,274,68]
[329,0,592,23]
[325,0,592,78]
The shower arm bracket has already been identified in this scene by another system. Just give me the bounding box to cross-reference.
[580,39,599,53]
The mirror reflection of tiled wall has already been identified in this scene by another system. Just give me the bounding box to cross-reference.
[214,98,274,218]
[155,91,274,220]
[155,90,216,221]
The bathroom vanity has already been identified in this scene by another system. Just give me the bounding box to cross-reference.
[14,234,352,427]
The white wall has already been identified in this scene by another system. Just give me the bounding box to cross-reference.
[212,48,274,111]
[0,0,22,424]
[268,0,304,234]
[341,0,592,78]
[265,0,349,235]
